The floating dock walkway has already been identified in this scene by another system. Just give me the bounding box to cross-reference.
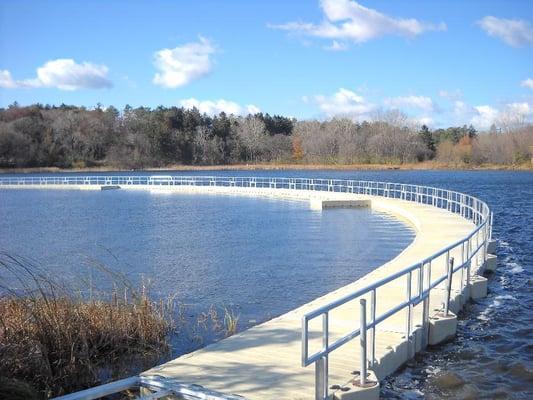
[0,176,496,400]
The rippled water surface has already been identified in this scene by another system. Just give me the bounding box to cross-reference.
[0,176,414,355]
[1,169,532,398]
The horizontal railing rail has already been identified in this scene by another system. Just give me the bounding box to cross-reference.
[0,175,490,220]
[0,175,491,400]
[51,375,245,400]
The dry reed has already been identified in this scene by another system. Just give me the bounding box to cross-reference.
[0,252,172,398]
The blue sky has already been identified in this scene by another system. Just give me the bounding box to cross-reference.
[1,0,532,128]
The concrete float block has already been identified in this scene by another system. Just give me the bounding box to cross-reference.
[455,287,467,309]
[473,257,485,275]
[428,312,457,346]
[443,289,467,312]
[309,198,324,210]
[474,253,489,274]
[412,325,424,354]
[484,254,498,273]
[431,289,464,315]
[309,198,371,210]
[372,339,409,380]
[370,327,426,379]
[400,326,425,361]
[469,275,488,300]
[487,239,497,255]
[332,370,379,400]
[81,186,101,191]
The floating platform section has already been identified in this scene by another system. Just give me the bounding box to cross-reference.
[309,197,371,210]
[100,185,121,190]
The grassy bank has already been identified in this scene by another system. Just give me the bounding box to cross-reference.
[1,160,532,174]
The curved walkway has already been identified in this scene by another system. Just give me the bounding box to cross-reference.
[141,186,478,399]
[0,179,491,400]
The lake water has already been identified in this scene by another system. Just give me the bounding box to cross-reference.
[0,174,414,354]
[1,169,532,398]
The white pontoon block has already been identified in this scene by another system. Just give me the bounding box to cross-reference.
[469,275,488,300]
[428,312,457,346]
[332,370,379,400]
[484,254,498,273]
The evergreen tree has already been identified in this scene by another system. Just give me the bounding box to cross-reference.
[419,124,436,153]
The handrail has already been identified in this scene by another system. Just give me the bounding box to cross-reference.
[0,175,492,400]
[0,175,491,214]
[51,375,245,400]
[295,182,490,399]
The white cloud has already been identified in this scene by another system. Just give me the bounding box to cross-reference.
[309,89,436,124]
[408,115,434,127]
[180,98,260,116]
[521,78,533,89]
[498,102,532,130]
[478,16,533,47]
[454,102,533,130]
[310,88,376,118]
[245,104,261,115]
[453,100,501,130]
[0,70,17,88]
[307,87,533,129]
[471,105,500,130]
[153,37,215,88]
[270,0,446,44]
[384,95,434,112]
[438,89,463,101]
[0,59,112,90]
[324,40,349,51]
[34,59,111,90]
[452,100,475,117]
[506,102,531,116]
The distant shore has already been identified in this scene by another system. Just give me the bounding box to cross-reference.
[1,161,532,174]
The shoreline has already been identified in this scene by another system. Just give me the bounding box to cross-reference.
[1,161,532,174]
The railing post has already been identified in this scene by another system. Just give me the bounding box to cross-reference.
[405,271,413,358]
[483,222,488,263]
[466,239,471,298]
[301,317,308,367]
[314,313,329,400]
[490,211,494,239]
[322,312,328,399]
[444,256,454,316]
[422,261,431,348]
[370,290,376,367]
[359,299,367,386]
[315,358,326,400]
[458,242,463,293]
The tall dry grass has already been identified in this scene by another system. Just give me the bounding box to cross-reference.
[0,252,173,398]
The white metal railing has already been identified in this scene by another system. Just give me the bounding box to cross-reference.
[295,181,490,399]
[52,375,245,400]
[0,175,492,400]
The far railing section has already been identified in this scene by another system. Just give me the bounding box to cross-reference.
[0,174,492,225]
[0,174,492,232]
[0,175,492,400]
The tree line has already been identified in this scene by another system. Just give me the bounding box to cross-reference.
[0,103,531,169]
